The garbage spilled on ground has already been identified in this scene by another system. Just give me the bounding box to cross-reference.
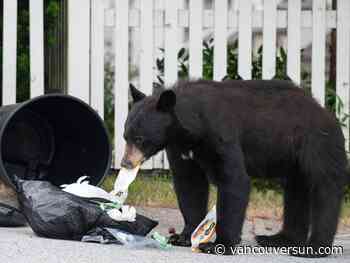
[0,94,175,252]
[0,162,218,255]
[0,166,221,253]
[62,175,137,222]
[191,205,217,252]
[0,167,173,251]
[82,228,172,249]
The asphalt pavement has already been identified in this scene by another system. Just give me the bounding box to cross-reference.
[1,207,350,263]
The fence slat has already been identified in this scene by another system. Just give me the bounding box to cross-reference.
[2,0,17,105]
[153,0,165,169]
[114,0,129,168]
[287,0,301,84]
[139,0,154,169]
[91,0,105,118]
[29,0,44,98]
[139,1,154,96]
[189,0,203,78]
[164,0,178,85]
[163,0,179,169]
[238,0,252,80]
[213,0,227,80]
[105,9,338,30]
[311,0,326,106]
[67,0,90,103]
[262,0,277,79]
[336,0,350,151]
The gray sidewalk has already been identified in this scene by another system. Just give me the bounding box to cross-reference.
[0,207,349,263]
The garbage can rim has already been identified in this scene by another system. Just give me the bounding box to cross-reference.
[0,94,112,189]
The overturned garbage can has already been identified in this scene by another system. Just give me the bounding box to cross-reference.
[0,94,111,189]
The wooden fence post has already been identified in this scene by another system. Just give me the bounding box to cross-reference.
[67,0,91,103]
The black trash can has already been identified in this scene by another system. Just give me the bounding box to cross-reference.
[0,94,111,189]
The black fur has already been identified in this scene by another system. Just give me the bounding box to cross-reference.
[125,80,348,257]
[130,83,146,102]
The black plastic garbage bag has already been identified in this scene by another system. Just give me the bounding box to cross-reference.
[81,227,123,244]
[15,178,158,240]
[0,203,27,227]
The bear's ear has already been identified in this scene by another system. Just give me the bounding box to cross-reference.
[157,90,176,112]
[152,82,165,95]
[130,83,146,103]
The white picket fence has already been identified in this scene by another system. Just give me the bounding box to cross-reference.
[2,0,350,169]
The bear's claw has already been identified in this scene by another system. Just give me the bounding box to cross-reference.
[167,233,191,247]
[255,233,298,248]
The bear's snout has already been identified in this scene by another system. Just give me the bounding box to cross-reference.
[121,158,134,169]
[121,143,145,169]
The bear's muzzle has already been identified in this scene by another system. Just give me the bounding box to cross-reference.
[121,143,145,169]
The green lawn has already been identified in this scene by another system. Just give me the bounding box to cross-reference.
[101,173,350,226]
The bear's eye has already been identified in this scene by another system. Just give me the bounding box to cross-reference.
[134,136,144,145]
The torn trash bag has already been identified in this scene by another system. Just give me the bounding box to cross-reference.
[14,178,158,240]
[0,202,27,227]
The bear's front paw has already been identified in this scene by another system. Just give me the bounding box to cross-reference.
[168,233,191,247]
[197,242,235,255]
[256,233,291,247]
[256,232,306,248]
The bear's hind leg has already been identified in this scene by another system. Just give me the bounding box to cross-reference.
[256,171,310,248]
[291,132,346,258]
[166,146,209,247]
[293,181,343,258]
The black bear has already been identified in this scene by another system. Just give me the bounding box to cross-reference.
[121,80,348,257]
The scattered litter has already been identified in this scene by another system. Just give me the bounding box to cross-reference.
[0,202,26,227]
[100,202,136,222]
[99,201,122,211]
[81,227,123,244]
[151,232,172,249]
[82,227,172,250]
[111,165,140,204]
[62,176,137,222]
[191,205,217,252]
[14,177,157,240]
[61,176,119,203]
[168,227,176,235]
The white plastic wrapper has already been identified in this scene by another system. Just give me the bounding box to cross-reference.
[107,205,136,222]
[62,177,137,222]
[111,165,140,204]
[191,205,217,251]
[61,176,119,203]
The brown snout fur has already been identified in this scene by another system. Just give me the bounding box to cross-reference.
[121,143,145,169]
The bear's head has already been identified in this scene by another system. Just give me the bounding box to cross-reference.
[120,84,177,169]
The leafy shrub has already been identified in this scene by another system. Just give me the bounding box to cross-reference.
[104,62,115,141]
